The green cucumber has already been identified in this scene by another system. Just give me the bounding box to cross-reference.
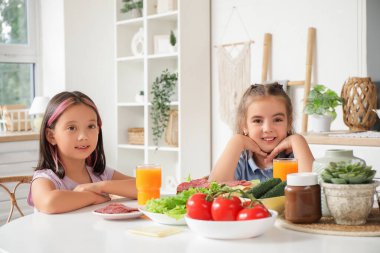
[260,181,287,199]
[243,178,281,199]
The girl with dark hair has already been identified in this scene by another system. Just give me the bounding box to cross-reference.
[28,91,136,213]
[210,83,314,182]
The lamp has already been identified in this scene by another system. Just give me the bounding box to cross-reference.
[29,96,49,132]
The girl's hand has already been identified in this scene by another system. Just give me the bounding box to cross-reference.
[92,192,111,205]
[264,135,294,163]
[237,134,268,157]
[74,182,103,195]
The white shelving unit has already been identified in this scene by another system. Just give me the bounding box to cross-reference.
[115,0,211,191]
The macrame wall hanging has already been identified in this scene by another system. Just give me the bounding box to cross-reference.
[216,6,254,130]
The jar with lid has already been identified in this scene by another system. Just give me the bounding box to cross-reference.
[312,149,365,216]
[285,173,321,223]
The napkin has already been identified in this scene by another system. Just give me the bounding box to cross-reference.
[128,226,183,237]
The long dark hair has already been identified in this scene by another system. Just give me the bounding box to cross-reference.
[36,91,106,178]
[235,82,294,135]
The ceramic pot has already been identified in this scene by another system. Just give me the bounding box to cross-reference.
[308,115,333,132]
[322,182,378,225]
[313,149,365,216]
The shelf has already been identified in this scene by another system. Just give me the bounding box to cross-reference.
[147,11,178,21]
[148,53,178,59]
[117,56,144,62]
[117,103,144,107]
[118,144,145,150]
[302,131,380,147]
[147,146,179,152]
[116,18,143,26]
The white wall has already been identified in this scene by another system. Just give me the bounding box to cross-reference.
[40,0,116,168]
[211,0,367,166]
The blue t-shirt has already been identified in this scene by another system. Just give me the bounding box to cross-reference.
[234,150,294,182]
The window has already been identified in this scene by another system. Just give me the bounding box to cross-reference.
[0,0,38,107]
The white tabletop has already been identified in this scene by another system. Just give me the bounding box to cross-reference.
[0,199,379,253]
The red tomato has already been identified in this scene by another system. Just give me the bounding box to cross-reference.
[211,196,242,221]
[186,193,213,220]
[237,204,271,221]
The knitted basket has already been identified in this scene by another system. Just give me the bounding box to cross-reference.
[128,128,144,145]
[341,77,377,131]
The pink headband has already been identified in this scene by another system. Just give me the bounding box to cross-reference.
[47,97,102,128]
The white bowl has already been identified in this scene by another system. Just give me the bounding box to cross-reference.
[185,210,277,240]
[139,208,186,225]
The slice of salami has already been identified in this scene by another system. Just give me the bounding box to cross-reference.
[94,203,139,214]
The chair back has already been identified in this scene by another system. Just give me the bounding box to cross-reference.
[0,175,33,224]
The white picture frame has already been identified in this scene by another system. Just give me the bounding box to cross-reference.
[157,0,177,14]
[154,35,173,54]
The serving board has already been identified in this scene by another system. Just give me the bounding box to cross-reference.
[277,208,380,237]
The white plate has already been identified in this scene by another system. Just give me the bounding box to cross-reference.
[185,210,277,239]
[139,208,186,225]
[92,210,143,220]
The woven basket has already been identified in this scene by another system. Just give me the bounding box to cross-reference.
[341,77,377,131]
[128,128,144,145]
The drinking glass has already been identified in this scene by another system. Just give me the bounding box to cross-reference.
[273,158,298,181]
[136,164,162,205]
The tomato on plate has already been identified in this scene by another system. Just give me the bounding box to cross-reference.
[211,195,242,221]
[237,204,271,221]
[186,193,213,220]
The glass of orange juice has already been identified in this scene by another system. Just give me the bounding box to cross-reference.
[273,158,298,181]
[136,164,162,205]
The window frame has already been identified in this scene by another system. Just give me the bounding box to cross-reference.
[0,0,40,95]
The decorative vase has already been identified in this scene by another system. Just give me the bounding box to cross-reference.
[308,115,333,132]
[131,28,144,56]
[322,182,378,225]
[312,149,365,216]
[165,109,178,146]
[341,77,377,131]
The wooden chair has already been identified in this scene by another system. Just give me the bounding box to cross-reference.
[261,27,316,133]
[0,175,33,223]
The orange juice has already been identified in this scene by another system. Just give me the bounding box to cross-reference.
[273,158,298,181]
[136,164,162,205]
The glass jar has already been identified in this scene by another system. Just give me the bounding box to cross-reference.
[285,173,321,223]
[312,149,365,216]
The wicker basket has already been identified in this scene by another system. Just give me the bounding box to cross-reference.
[128,128,144,145]
[341,77,377,131]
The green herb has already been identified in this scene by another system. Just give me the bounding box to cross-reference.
[304,84,342,120]
[170,30,176,46]
[121,0,143,13]
[150,69,178,146]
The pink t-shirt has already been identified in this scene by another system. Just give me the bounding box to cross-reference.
[27,166,114,207]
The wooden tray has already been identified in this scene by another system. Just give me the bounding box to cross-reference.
[277,208,380,237]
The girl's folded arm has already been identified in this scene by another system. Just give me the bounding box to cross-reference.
[32,178,109,214]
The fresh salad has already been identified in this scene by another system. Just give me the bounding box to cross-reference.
[145,182,232,220]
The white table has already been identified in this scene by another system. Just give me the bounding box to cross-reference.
[0,199,379,253]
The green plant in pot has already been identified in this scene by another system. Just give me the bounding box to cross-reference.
[321,161,378,225]
[304,84,342,132]
[150,69,178,146]
[121,0,143,18]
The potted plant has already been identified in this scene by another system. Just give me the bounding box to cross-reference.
[150,69,178,146]
[170,30,177,52]
[304,84,342,132]
[121,0,143,18]
[321,161,378,225]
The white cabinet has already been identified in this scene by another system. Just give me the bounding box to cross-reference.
[115,0,211,192]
